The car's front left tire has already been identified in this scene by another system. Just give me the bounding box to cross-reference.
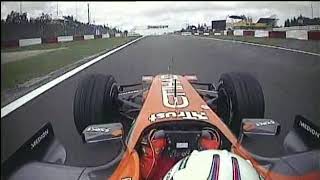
[73,74,119,135]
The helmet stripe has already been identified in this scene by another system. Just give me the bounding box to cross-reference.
[232,157,241,180]
[207,155,220,180]
[178,155,190,170]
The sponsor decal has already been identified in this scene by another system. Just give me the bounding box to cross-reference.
[149,111,208,122]
[142,75,153,82]
[30,128,49,150]
[160,75,189,108]
[121,178,132,180]
[176,142,189,148]
[86,126,110,133]
[299,120,320,139]
[119,89,141,95]
[255,120,275,127]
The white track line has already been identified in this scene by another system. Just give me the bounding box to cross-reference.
[1,36,145,118]
[201,36,320,57]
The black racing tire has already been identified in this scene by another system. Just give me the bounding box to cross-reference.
[73,73,119,135]
[217,72,265,137]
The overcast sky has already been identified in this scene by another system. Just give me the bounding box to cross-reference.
[1,1,319,31]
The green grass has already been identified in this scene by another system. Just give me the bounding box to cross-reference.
[208,35,320,54]
[1,37,139,91]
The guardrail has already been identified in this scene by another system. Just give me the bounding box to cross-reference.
[243,31,254,36]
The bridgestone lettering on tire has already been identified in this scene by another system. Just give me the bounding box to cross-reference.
[73,74,119,135]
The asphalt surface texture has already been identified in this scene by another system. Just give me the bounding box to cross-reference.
[2,35,320,168]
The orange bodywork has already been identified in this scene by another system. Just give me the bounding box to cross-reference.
[109,75,320,180]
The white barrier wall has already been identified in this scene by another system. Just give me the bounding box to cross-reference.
[57,36,73,42]
[273,25,320,31]
[83,35,94,40]
[254,30,269,37]
[234,30,243,36]
[115,33,121,37]
[102,34,110,38]
[181,32,192,36]
[19,38,42,47]
[214,32,222,35]
[286,30,308,40]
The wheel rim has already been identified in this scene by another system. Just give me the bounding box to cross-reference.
[110,82,119,111]
[218,85,233,125]
[110,83,118,101]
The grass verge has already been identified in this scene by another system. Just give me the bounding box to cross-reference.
[1,37,139,92]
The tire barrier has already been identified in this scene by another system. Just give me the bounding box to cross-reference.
[41,37,58,44]
[243,31,255,36]
[268,31,286,38]
[308,31,320,40]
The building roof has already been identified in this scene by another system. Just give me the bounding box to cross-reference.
[228,15,244,19]
[257,18,276,24]
[212,20,226,23]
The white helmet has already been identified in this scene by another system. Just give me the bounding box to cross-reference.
[163,149,261,180]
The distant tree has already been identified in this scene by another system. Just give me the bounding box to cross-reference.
[292,17,297,26]
[240,14,247,20]
[5,11,28,24]
[20,12,28,23]
[123,30,128,36]
[35,13,52,24]
[285,15,320,27]
[63,15,74,22]
[284,19,290,27]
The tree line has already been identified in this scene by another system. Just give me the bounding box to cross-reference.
[284,15,320,27]
[2,11,122,32]
[1,11,125,41]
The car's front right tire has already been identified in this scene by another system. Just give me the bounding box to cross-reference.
[217,72,265,137]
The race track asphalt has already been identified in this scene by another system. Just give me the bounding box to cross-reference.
[2,35,320,167]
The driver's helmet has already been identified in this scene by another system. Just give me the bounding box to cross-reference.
[163,149,261,180]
